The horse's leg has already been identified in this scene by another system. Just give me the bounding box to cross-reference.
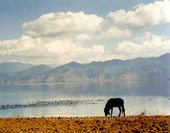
[118,106,121,117]
[122,105,125,116]
[111,108,113,117]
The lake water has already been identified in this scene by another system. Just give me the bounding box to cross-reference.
[0,80,169,117]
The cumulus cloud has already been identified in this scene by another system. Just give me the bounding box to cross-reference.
[107,0,170,30]
[23,11,103,40]
[93,0,170,39]
[1,32,170,65]
[0,35,111,65]
[95,26,132,40]
[22,0,170,40]
[112,32,170,59]
[0,40,18,56]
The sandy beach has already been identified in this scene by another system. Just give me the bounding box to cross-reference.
[0,115,169,132]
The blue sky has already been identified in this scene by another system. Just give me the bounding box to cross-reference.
[0,0,170,66]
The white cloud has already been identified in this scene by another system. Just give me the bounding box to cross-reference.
[92,0,170,39]
[1,32,170,65]
[94,26,132,40]
[22,0,170,40]
[23,11,103,40]
[0,35,111,65]
[107,0,170,30]
[0,39,18,56]
[112,32,170,59]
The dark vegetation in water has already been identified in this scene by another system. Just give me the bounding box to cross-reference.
[0,99,105,110]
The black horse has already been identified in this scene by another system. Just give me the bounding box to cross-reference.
[104,98,125,117]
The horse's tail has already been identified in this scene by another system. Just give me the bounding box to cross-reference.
[122,102,125,116]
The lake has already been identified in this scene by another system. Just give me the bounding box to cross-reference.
[0,80,169,117]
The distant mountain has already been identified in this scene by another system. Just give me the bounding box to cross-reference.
[39,53,170,83]
[0,53,169,84]
[9,65,52,84]
[0,62,34,73]
[0,62,34,84]
[0,73,9,84]
[64,61,83,68]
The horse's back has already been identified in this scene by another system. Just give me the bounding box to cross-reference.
[108,98,124,107]
[110,98,124,101]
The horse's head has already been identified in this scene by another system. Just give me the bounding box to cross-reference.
[104,107,110,117]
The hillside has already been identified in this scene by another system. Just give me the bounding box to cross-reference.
[0,62,34,73]
[9,65,52,84]
[0,53,169,84]
[0,62,34,84]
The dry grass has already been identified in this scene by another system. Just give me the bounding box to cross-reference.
[0,115,169,132]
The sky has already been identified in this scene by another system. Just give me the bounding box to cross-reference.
[0,0,170,66]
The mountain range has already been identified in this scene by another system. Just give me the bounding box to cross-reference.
[0,53,170,84]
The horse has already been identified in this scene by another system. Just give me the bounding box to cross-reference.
[104,98,125,117]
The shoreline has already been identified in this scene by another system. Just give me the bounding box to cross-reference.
[1,78,170,86]
[0,115,169,132]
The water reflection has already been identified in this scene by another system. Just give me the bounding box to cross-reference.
[0,80,169,106]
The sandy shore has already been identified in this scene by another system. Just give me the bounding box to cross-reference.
[0,115,169,132]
